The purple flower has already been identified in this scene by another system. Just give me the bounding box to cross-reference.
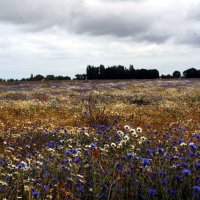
[84,111,89,115]
[193,186,200,192]
[162,179,168,186]
[182,169,191,175]
[127,153,134,158]
[72,149,78,154]
[74,157,81,164]
[32,189,40,198]
[65,150,72,157]
[166,188,177,195]
[165,133,170,140]
[195,162,200,169]
[148,189,156,196]
[116,163,123,171]
[91,143,97,149]
[142,158,150,165]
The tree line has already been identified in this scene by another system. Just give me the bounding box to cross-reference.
[0,74,71,82]
[85,65,200,80]
[0,66,199,82]
[86,65,159,80]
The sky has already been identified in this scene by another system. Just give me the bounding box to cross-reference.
[0,0,200,79]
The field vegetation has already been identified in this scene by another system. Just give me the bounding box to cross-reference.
[0,79,199,199]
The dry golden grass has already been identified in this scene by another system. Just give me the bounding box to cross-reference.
[0,79,199,133]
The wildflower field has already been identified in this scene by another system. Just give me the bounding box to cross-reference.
[0,79,199,200]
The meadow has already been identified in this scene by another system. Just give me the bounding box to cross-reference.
[0,79,199,199]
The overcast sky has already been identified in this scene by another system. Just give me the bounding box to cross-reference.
[0,0,200,79]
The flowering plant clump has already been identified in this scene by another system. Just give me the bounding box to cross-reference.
[0,123,199,200]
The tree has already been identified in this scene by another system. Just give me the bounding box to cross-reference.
[173,71,181,78]
[183,68,200,78]
[34,74,44,81]
[46,75,55,80]
[75,74,87,80]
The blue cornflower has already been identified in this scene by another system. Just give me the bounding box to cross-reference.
[84,111,89,115]
[65,150,72,157]
[162,179,168,186]
[124,169,131,175]
[127,153,134,158]
[61,159,69,164]
[77,186,84,193]
[159,170,167,177]
[182,169,191,175]
[142,158,150,165]
[146,148,154,155]
[32,189,40,198]
[193,186,200,192]
[116,162,123,171]
[148,189,156,196]
[190,144,197,152]
[195,134,200,140]
[165,133,170,140]
[195,162,200,169]
[45,140,54,147]
[74,157,81,164]
[121,155,127,160]
[72,149,78,154]
[174,174,181,180]
[178,139,183,144]
[91,143,97,149]
[17,162,26,169]
[158,148,164,154]
[84,150,90,156]
[100,192,107,199]
[6,176,12,183]
[166,188,177,195]
[102,183,109,191]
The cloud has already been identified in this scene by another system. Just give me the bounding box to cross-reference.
[0,0,81,28]
[0,0,200,48]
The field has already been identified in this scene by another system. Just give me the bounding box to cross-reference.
[0,79,199,199]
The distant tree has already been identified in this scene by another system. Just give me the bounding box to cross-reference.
[183,68,200,78]
[173,71,181,78]
[7,79,15,82]
[75,74,87,80]
[99,65,105,79]
[34,74,44,81]
[129,65,135,78]
[46,75,55,80]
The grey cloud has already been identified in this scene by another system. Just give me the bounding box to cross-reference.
[0,0,199,46]
[72,13,152,38]
[0,0,81,27]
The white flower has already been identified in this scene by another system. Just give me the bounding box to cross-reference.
[173,147,178,152]
[117,130,124,137]
[124,135,130,141]
[104,144,110,149]
[84,132,90,137]
[180,142,187,146]
[124,125,131,130]
[136,127,143,133]
[121,140,127,145]
[130,129,138,137]
[111,143,116,148]
[140,136,147,141]
[0,180,8,186]
[117,143,123,148]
